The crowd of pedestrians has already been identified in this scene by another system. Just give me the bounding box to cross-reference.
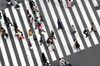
[0,0,98,66]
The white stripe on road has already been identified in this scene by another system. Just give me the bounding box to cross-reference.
[92,0,98,7]
[0,33,10,66]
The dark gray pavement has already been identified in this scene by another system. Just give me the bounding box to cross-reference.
[0,0,100,66]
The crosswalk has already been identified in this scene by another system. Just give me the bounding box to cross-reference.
[0,0,100,66]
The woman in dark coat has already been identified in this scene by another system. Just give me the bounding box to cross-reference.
[41,53,49,66]
[57,18,64,30]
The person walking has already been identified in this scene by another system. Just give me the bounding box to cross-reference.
[74,39,80,51]
[29,0,39,13]
[58,0,62,2]
[0,12,2,19]
[83,28,89,37]
[50,30,56,39]
[59,58,69,66]
[67,0,72,8]
[39,34,46,45]
[57,18,64,30]
[71,25,76,34]
[13,22,18,31]
[41,53,50,66]
[47,36,55,51]
[15,29,24,39]
[5,17,13,27]
[90,22,96,32]
[6,0,12,6]
[1,27,8,38]
[37,22,45,33]
[27,38,32,49]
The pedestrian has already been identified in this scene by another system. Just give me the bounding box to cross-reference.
[39,34,46,45]
[41,53,50,66]
[13,22,18,31]
[67,0,72,8]
[6,0,12,6]
[28,29,33,36]
[26,10,34,24]
[39,13,44,22]
[50,30,56,39]
[1,27,8,38]
[0,12,2,19]
[36,17,42,23]
[15,29,24,39]
[0,26,3,33]
[27,38,32,49]
[83,28,89,37]
[71,25,76,34]
[57,18,64,30]
[47,36,55,51]
[74,39,80,51]
[29,0,39,13]
[28,29,37,40]
[91,22,96,32]
[28,15,34,24]
[37,22,45,33]
[59,58,69,66]
[5,17,13,27]
[12,0,20,9]
[58,0,62,2]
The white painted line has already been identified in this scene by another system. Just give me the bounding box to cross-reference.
[72,6,92,48]
[19,3,43,66]
[76,0,99,45]
[92,0,98,7]
[46,0,70,56]
[0,33,10,66]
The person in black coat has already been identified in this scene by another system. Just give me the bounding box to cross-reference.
[83,28,89,37]
[0,12,2,19]
[74,39,80,51]
[13,22,18,31]
[50,30,56,39]
[41,53,50,66]
[57,18,64,30]
[3,14,13,27]
[5,17,13,27]
[1,27,8,38]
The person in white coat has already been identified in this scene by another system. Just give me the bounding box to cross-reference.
[59,58,69,66]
